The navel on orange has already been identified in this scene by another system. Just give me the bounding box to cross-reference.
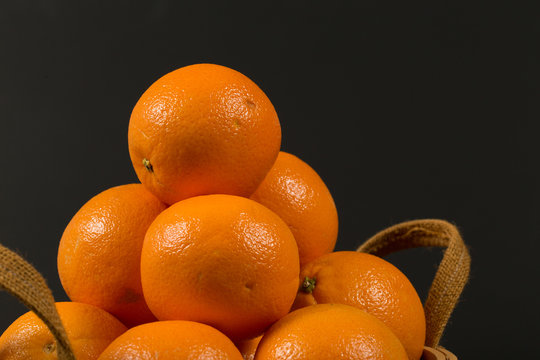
[0,302,127,360]
[140,194,300,340]
[293,251,426,360]
[128,63,281,205]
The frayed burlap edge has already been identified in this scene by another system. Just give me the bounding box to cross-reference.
[0,243,75,360]
[0,218,469,360]
[357,219,471,349]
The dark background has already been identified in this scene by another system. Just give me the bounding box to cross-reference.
[0,1,538,358]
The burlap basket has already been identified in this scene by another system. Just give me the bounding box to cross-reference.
[0,219,469,360]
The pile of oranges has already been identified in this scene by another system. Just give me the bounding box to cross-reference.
[0,64,426,360]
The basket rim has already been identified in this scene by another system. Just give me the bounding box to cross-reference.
[423,346,458,360]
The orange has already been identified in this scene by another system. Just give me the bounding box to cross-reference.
[254,304,408,360]
[292,251,426,360]
[0,302,127,360]
[236,335,262,360]
[128,63,281,205]
[250,151,338,265]
[140,194,300,340]
[97,320,243,360]
[57,184,167,327]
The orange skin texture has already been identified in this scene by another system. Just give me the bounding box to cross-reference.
[292,251,426,360]
[97,321,243,360]
[250,151,338,265]
[254,304,408,360]
[0,302,127,360]
[57,184,167,327]
[140,194,300,341]
[128,63,281,205]
[235,335,263,360]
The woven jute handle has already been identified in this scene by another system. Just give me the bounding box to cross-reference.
[357,219,471,349]
[0,244,75,360]
[0,219,468,360]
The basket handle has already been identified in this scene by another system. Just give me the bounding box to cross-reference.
[0,219,468,357]
[0,244,76,360]
[356,219,471,348]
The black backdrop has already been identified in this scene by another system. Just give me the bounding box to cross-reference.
[0,1,538,358]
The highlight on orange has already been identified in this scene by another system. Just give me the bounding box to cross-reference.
[251,151,338,265]
[97,320,243,360]
[57,184,166,327]
[293,251,426,360]
[0,302,127,360]
[128,63,281,205]
[140,194,300,340]
[254,304,408,360]
[236,335,263,360]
